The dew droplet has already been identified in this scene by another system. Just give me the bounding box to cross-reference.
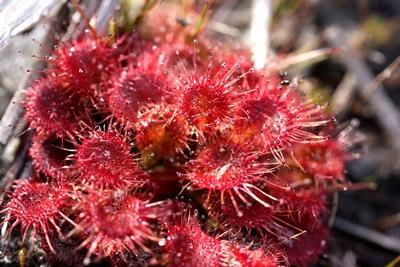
[83,257,90,265]
[158,238,166,246]
[149,258,159,265]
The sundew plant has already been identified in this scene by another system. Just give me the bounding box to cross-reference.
[1,1,361,266]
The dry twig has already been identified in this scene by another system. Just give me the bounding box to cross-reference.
[323,20,400,152]
[364,56,400,98]
[0,24,56,146]
[268,47,333,72]
[96,0,119,35]
[0,132,32,201]
[334,217,400,254]
[332,72,358,118]
[0,1,115,148]
[250,0,271,69]
[376,212,400,231]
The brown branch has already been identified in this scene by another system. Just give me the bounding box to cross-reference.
[364,56,400,98]
[376,212,400,231]
[332,72,358,118]
[71,0,97,37]
[0,52,44,146]
[334,217,400,254]
[0,6,67,147]
[320,3,400,152]
[0,131,32,203]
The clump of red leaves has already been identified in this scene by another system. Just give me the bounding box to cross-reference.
[163,214,227,266]
[1,2,362,267]
[72,190,161,265]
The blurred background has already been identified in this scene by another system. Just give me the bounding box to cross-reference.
[0,0,399,266]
